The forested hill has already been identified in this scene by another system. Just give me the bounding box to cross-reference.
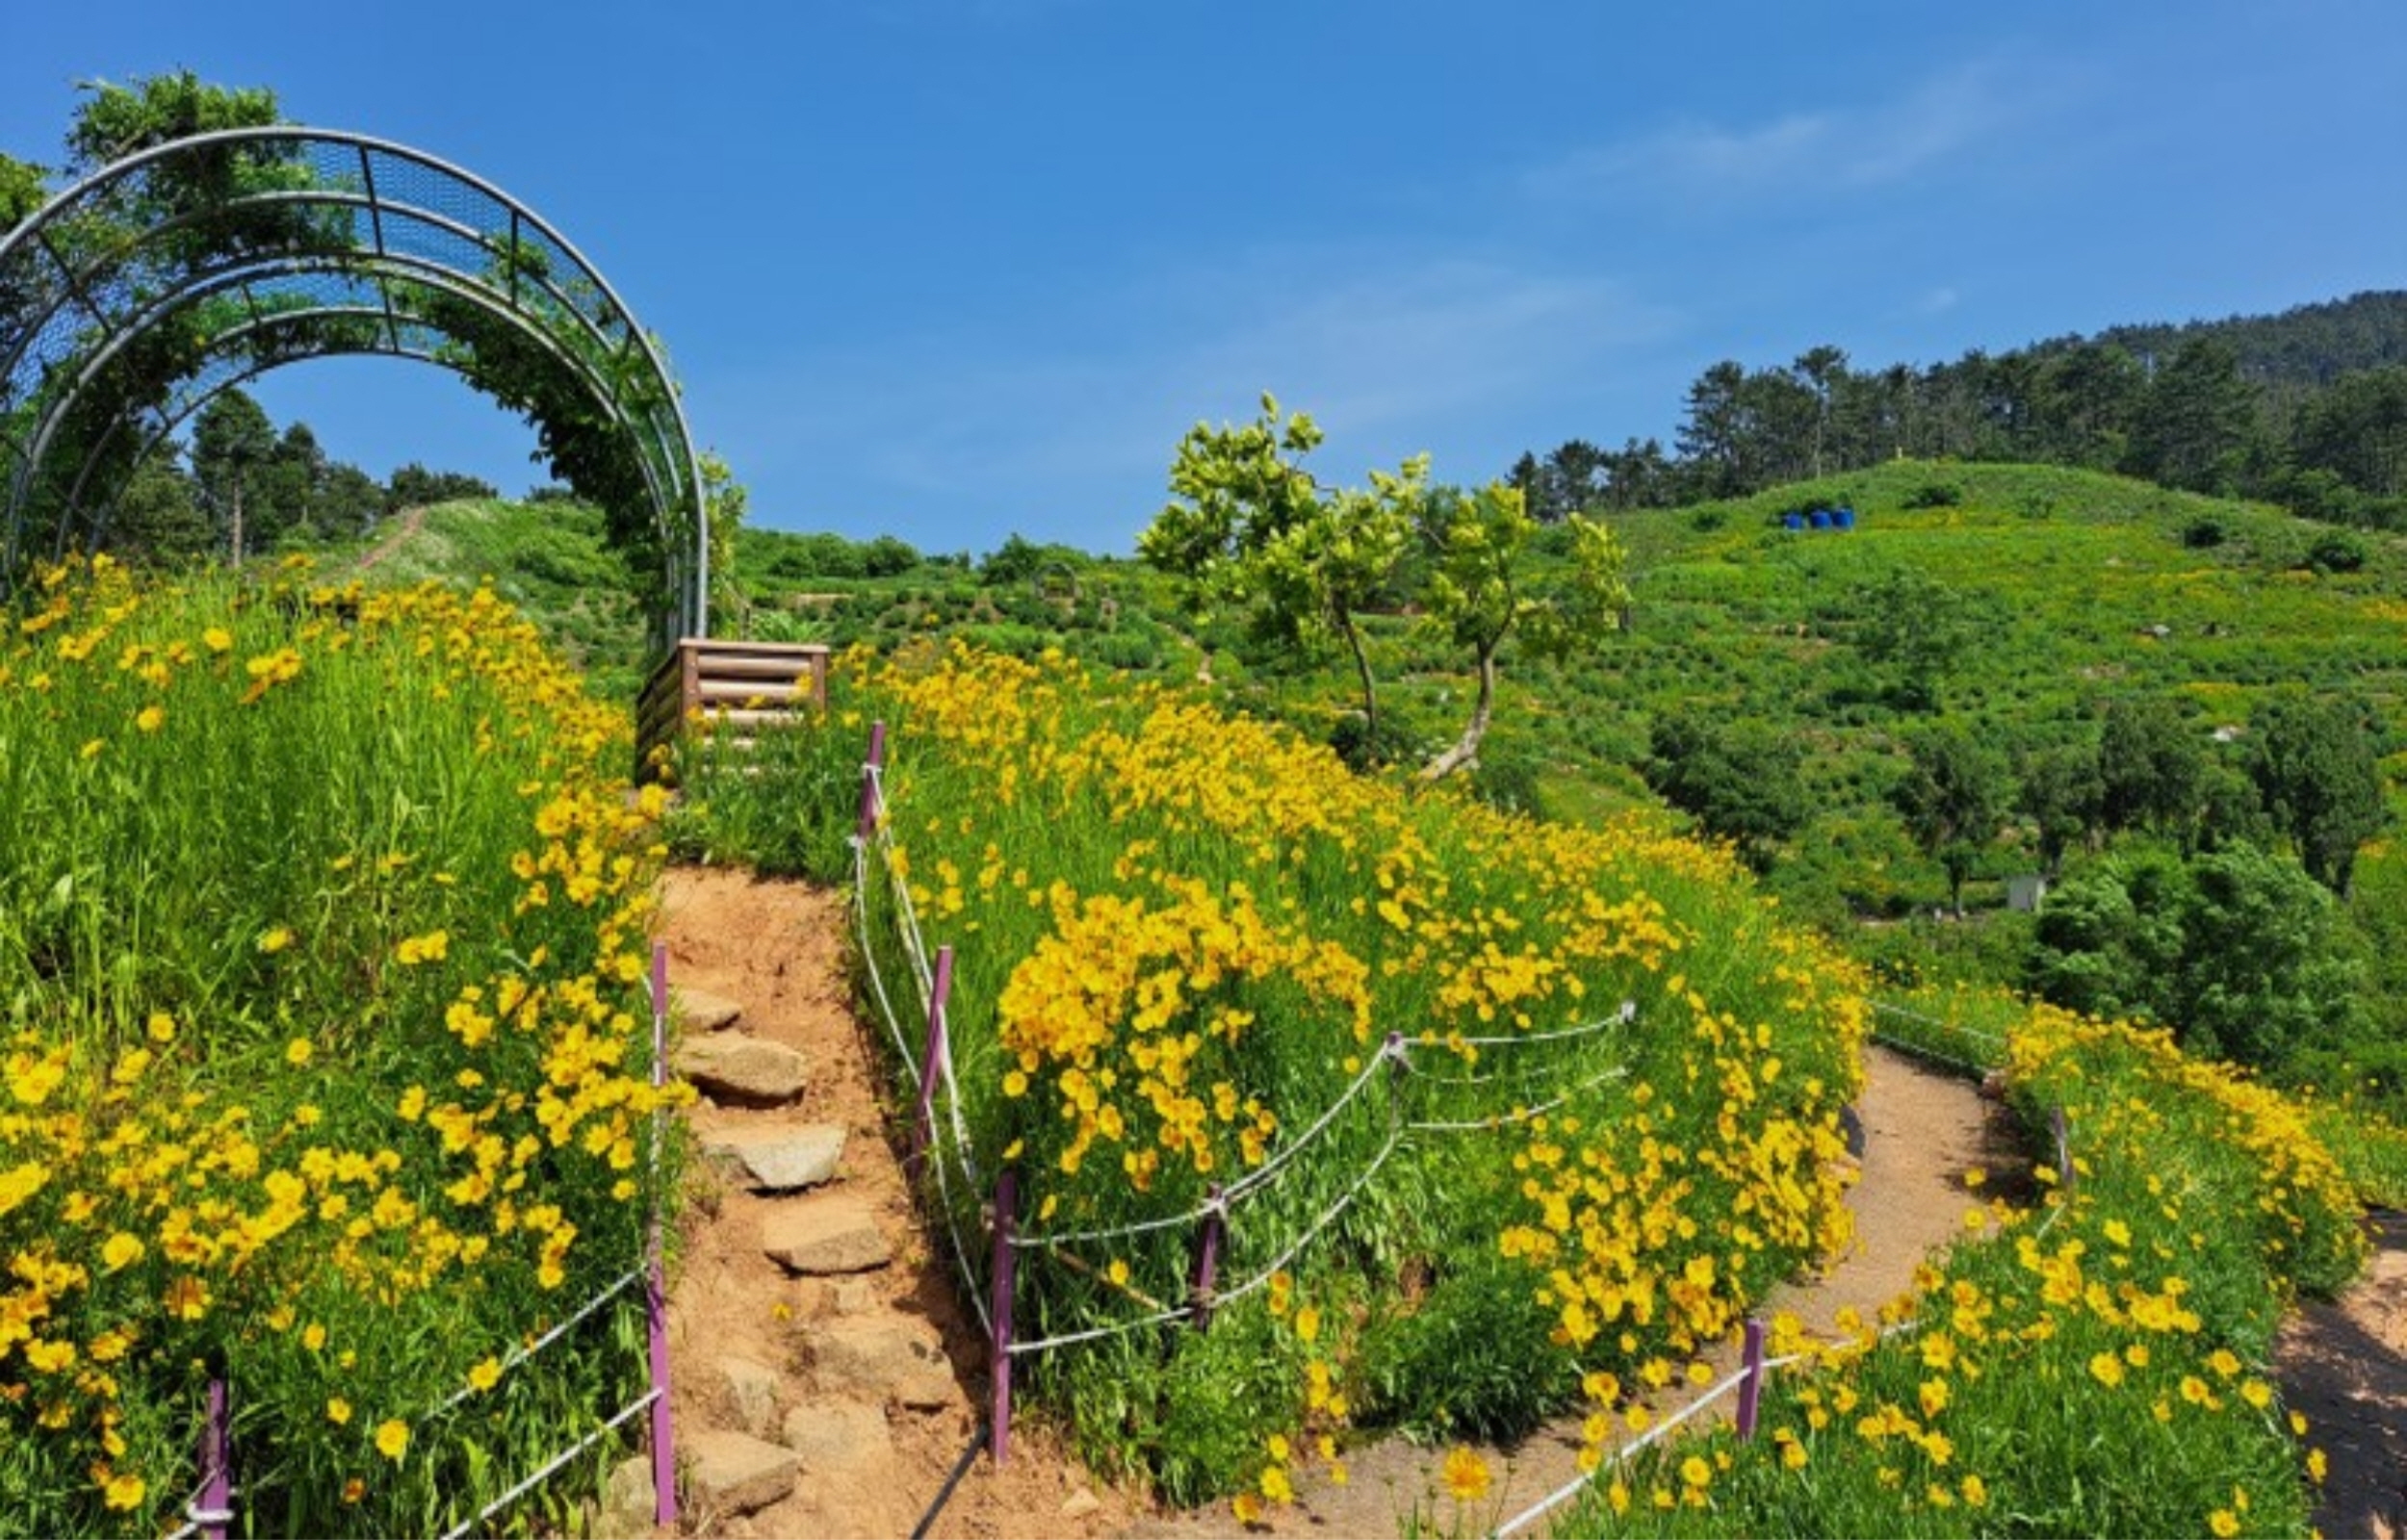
[1512,288,2407,527]
[2087,288,2407,384]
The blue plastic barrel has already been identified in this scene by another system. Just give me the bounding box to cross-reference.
[1808,509,1831,529]
[1783,512,1804,531]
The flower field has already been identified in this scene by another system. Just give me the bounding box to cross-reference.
[0,558,675,1536]
[682,639,1874,1509]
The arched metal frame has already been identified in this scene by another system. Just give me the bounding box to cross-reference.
[0,126,709,646]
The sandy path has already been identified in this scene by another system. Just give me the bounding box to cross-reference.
[2277,1208,2407,1540]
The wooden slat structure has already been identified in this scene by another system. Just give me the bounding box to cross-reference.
[636,638,831,780]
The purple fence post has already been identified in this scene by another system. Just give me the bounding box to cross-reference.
[1189,1186,1226,1332]
[912,946,955,1170]
[1735,1318,1767,1439]
[990,1167,1019,1465]
[647,943,680,1527]
[197,1376,231,1540]
[856,720,888,842]
[2051,1106,2075,1194]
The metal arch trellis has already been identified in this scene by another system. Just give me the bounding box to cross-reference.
[0,124,710,646]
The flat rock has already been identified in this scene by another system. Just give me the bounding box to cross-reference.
[700,1123,845,1192]
[682,1428,797,1518]
[782,1397,893,1472]
[589,1453,657,1540]
[808,1315,959,1410]
[762,1194,890,1275]
[674,986,744,1033]
[714,1354,782,1441]
[674,1036,809,1105]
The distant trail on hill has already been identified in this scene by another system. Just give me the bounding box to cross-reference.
[352,505,429,574]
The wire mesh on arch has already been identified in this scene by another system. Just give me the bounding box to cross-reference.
[0,126,708,646]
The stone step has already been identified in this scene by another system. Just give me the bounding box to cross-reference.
[671,985,744,1033]
[699,1122,846,1192]
[673,1035,809,1106]
[682,1427,799,1519]
[783,1397,895,1476]
[761,1192,891,1274]
[805,1314,962,1412]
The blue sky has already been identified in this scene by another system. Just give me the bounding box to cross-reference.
[7,1,2403,558]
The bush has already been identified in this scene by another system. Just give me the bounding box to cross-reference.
[2304,531,2368,574]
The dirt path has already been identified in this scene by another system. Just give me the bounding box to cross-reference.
[351,504,428,573]
[651,867,1137,1540]
[648,868,2021,1539]
[2277,1208,2407,1540]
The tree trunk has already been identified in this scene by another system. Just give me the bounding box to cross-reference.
[1342,615,1378,743]
[1420,644,1497,781]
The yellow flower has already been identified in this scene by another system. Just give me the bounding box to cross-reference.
[1230,1493,1262,1526]
[375,1419,409,1461]
[395,929,451,964]
[102,1472,146,1511]
[136,704,165,733]
[202,626,233,654]
[258,926,295,954]
[101,1232,143,1270]
[1680,1454,1712,1491]
[327,1397,352,1425]
[146,1012,176,1042]
[1442,1447,1490,1502]
[2209,1509,2239,1538]
[1295,1305,1321,1344]
[2087,1351,2125,1388]
[1961,1474,1988,1507]
[469,1357,503,1393]
[1258,1464,1292,1503]
[285,1038,313,1066]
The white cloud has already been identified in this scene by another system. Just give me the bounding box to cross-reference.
[1524,59,2037,212]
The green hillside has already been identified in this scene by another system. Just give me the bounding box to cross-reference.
[352,459,2406,1105]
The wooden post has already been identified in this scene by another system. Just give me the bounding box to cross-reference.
[647,944,680,1526]
[990,1168,1019,1465]
[1735,1318,1767,1439]
[913,946,954,1170]
[856,720,888,843]
[196,1377,231,1540]
[2051,1106,2075,1194]
[1189,1187,1226,1332]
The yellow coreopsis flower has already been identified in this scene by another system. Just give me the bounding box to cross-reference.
[1442,1447,1490,1502]
[375,1419,409,1460]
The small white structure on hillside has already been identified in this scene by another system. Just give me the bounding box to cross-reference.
[2006,874,2049,912]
